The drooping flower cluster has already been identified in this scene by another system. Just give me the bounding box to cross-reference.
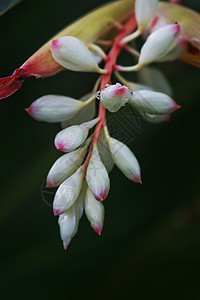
[5,0,185,249]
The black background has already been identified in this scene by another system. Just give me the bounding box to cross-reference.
[0,0,200,299]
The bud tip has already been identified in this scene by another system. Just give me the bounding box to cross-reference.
[95,190,107,202]
[46,180,52,188]
[51,39,59,48]
[63,242,68,250]
[113,86,127,96]
[92,224,102,236]
[133,174,142,184]
[173,23,180,33]
[54,208,62,216]
[56,143,66,152]
[174,102,181,111]
[25,105,33,116]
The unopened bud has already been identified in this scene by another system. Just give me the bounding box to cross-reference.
[130,90,180,115]
[107,136,141,182]
[58,205,77,249]
[86,144,110,201]
[26,95,84,123]
[58,181,87,249]
[135,0,158,31]
[53,166,84,215]
[46,141,89,187]
[100,83,132,112]
[55,118,98,152]
[85,187,104,235]
[139,24,180,66]
[51,36,105,73]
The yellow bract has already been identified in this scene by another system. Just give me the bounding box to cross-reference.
[157,2,200,67]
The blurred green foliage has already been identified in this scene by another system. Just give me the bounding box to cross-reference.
[0,0,200,299]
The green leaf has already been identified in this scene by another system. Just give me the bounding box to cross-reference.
[0,0,23,16]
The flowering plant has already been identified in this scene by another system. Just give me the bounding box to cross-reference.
[1,0,200,249]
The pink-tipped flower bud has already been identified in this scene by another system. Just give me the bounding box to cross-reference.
[100,83,132,112]
[107,137,141,182]
[53,166,85,216]
[86,144,110,201]
[58,206,77,249]
[139,24,181,66]
[26,95,84,123]
[130,90,180,115]
[85,187,104,235]
[51,36,104,73]
[58,181,88,249]
[54,118,98,152]
[135,0,158,31]
[46,141,89,188]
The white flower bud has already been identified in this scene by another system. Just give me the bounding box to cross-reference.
[86,144,110,201]
[138,67,173,97]
[26,95,84,123]
[135,0,158,31]
[55,118,98,152]
[85,187,104,235]
[107,136,141,182]
[58,181,88,249]
[51,36,105,73]
[100,83,132,112]
[130,90,180,115]
[53,166,84,215]
[46,141,89,187]
[58,205,77,249]
[98,130,114,173]
[139,24,180,66]
[61,93,95,128]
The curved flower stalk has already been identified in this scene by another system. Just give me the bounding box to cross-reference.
[2,0,200,249]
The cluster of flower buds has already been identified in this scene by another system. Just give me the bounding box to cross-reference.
[16,0,184,248]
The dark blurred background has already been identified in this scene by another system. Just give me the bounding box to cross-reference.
[0,0,200,299]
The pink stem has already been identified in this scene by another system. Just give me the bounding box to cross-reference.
[83,14,137,170]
